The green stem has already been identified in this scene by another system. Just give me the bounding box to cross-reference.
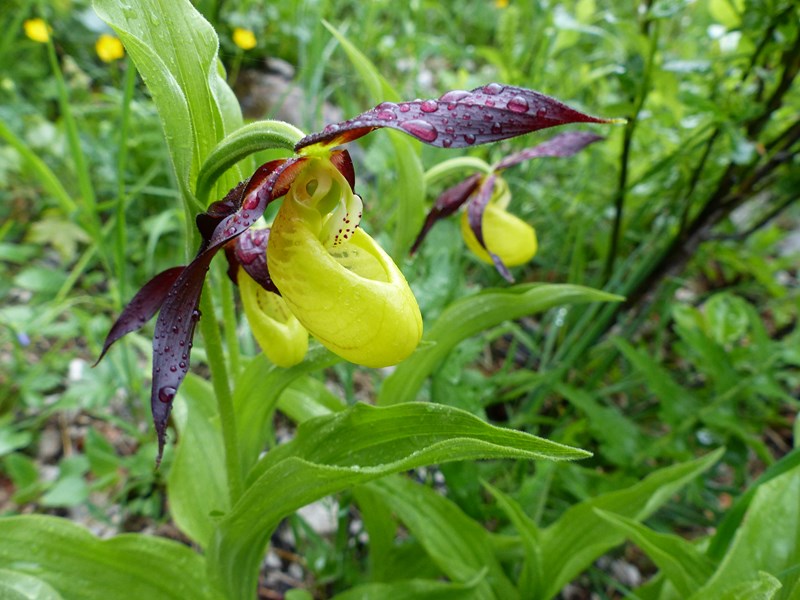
[423,156,493,187]
[199,290,243,504]
[115,58,138,304]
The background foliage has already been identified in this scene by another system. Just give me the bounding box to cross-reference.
[0,0,798,598]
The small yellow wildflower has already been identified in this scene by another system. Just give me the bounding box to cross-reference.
[495,0,510,8]
[24,18,51,43]
[232,27,257,51]
[95,34,125,63]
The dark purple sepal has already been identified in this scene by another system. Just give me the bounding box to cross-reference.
[410,173,482,255]
[232,228,278,293]
[494,131,605,171]
[94,266,185,366]
[295,84,615,151]
[150,157,308,464]
[466,174,513,282]
[196,182,247,252]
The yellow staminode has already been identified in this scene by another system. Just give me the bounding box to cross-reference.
[24,19,51,43]
[96,34,125,63]
[232,27,257,51]
[268,158,423,367]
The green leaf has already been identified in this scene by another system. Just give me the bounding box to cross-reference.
[379,284,623,405]
[207,402,588,599]
[539,448,724,599]
[483,480,543,598]
[707,448,800,560]
[0,569,62,600]
[693,460,800,598]
[594,510,716,597]
[365,476,516,599]
[614,336,697,426]
[93,0,244,210]
[0,516,215,600]
[167,374,229,547]
[233,347,341,472]
[332,575,483,600]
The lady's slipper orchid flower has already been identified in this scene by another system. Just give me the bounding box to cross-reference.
[411,131,605,281]
[96,83,616,461]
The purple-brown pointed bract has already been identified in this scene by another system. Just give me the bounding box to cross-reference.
[296,84,615,151]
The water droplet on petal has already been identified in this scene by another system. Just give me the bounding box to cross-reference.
[398,104,411,113]
[158,386,176,403]
[439,90,471,102]
[169,365,177,372]
[442,138,453,148]
[464,134,476,145]
[536,107,548,118]
[444,126,455,135]
[243,195,259,210]
[376,109,396,120]
[507,96,530,113]
[420,99,438,113]
[483,83,504,95]
[226,226,237,236]
[491,122,503,134]
[191,309,202,321]
[377,101,397,110]
[484,99,495,107]
[400,119,438,142]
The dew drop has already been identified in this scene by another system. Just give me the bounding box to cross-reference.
[191,309,202,321]
[439,90,471,102]
[536,107,548,118]
[179,361,186,369]
[442,138,453,148]
[444,126,455,135]
[398,104,411,113]
[420,99,438,113]
[447,103,458,111]
[464,134,476,145]
[376,109,396,120]
[226,226,237,236]
[507,96,530,113]
[243,196,258,210]
[323,123,338,133]
[158,386,176,403]
[169,365,177,373]
[171,326,179,334]
[483,83,504,95]
[400,119,438,142]
[484,99,495,107]
[377,101,397,110]
[483,113,493,122]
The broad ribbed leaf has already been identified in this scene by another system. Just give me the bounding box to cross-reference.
[166,374,228,547]
[0,570,62,600]
[94,0,244,203]
[378,284,622,406]
[0,516,214,600]
[484,481,544,598]
[207,402,588,598]
[539,448,724,599]
[296,84,617,151]
[594,510,716,597]
[364,475,518,599]
[693,460,800,598]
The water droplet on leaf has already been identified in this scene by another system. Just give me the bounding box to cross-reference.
[507,96,530,113]
[420,99,438,113]
[400,119,438,142]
